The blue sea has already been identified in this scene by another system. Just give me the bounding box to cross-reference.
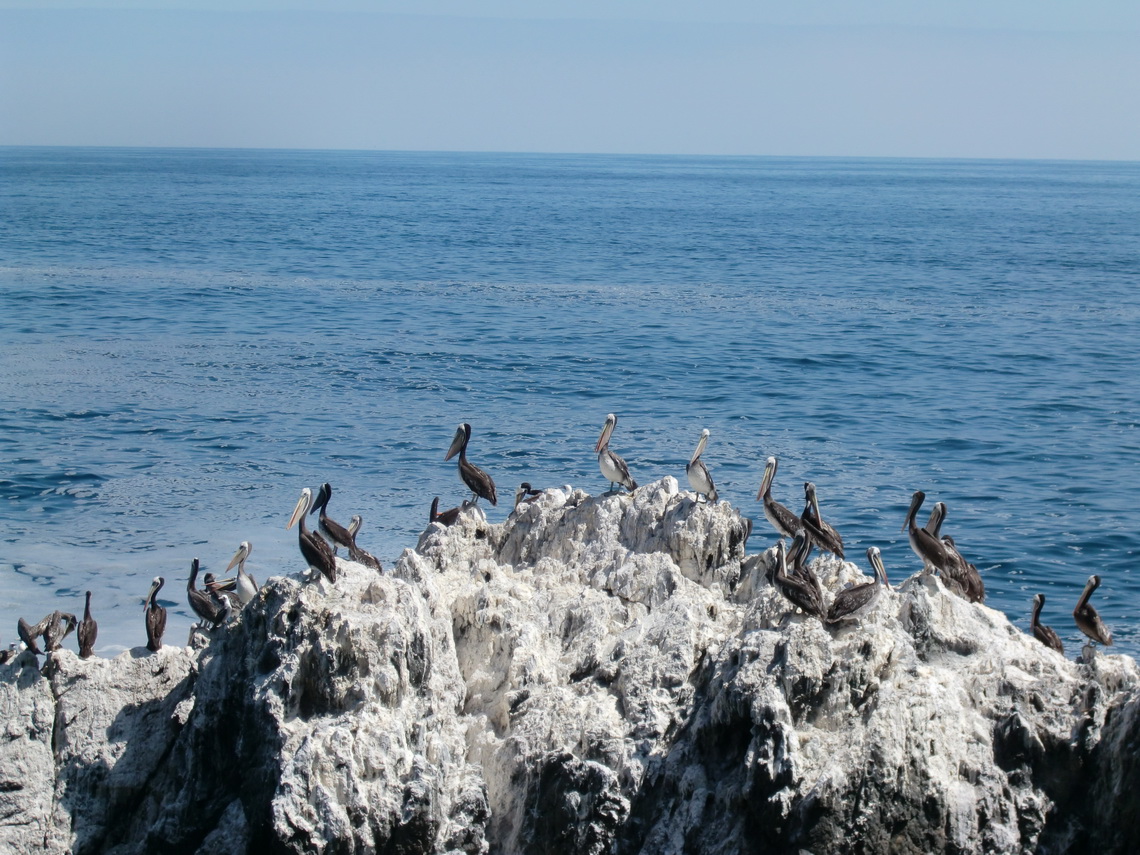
[2,147,1138,658]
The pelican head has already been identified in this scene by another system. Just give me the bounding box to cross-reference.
[225,541,252,572]
[287,488,313,529]
[867,546,890,588]
[146,576,165,609]
[445,423,471,461]
[690,429,710,466]
[348,514,363,538]
[757,456,777,500]
[310,482,332,515]
[902,490,926,532]
[595,414,617,454]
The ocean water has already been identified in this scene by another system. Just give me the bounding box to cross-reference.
[1,147,1138,658]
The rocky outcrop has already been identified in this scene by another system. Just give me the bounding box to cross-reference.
[2,477,1137,854]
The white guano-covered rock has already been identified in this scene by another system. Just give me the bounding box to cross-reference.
[1,477,1137,854]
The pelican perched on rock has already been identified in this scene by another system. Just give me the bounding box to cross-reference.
[800,482,844,558]
[686,429,718,503]
[41,611,77,653]
[772,539,825,620]
[225,541,259,605]
[287,487,337,583]
[311,482,355,555]
[827,547,890,625]
[446,422,497,506]
[514,482,543,509]
[187,558,225,630]
[1031,594,1064,654]
[1074,575,1113,648]
[429,497,462,527]
[345,515,382,571]
[757,456,800,539]
[145,576,167,652]
[204,572,240,613]
[78,591,97,658]
[901,491,953,575]
[942,535,984,603]
[17,617,43,655]
[595,413,637,494]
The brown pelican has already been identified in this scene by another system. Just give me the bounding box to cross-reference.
[685,429,718,503]
[287,487,337,583]
[204,572,241,613]
[1031,593,1064,654]
[42,611,78,652]
[78,591,97,658]
[923,501,947,537]
[445,422,498,505]
[514,482,543,508]
[756,456,800,539]
[595,413,637,494]
[800,482,844,558]
[787,529,821,595]
[1073,575,1113,647]
[827,547,890,625]
[772,539,825,620]
[901,491,953,574]
[187,558,225,629]
[345,516,382,571]
[145,576,167,652]
[429,497,462,527]
[941,535,984,603]
[17,617,43,655]
[311,482,355,555]
[224,541,259,605]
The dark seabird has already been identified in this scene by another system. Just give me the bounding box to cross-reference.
[287,487,337,583]
[685,429,718,503]
[311,482,355,556]
[595,413,637,494]
[942,535,985,604]
[225,541,259,605]
[514,482,543,509]
[787,528,822,601]
[923,501,947,537]
[827,547,890,625]
[42,611,78,653]
[345,515,383,571]
[1073,574,1113,648]
[17,617,43,655]
[429,497,462,527]
[756,456,801,540]
[78,591,98,658]
[187,558,225,629]
[204,572,241,612]
[145,576,167,652]
[445,422,498,505]
[772,539,825,620]
[1030,593,1064,654]
[800,482,844,558]
[901,491,953,575]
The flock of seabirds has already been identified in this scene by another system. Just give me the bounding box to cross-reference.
[4,414,1115,666]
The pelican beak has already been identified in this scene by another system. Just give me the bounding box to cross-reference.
[690,430,708,466]
[594,417,614,454]
[225,542,249,572]
[287,490,310,530]
[901,491,924,532]
[868,547,890,589]
[445,426,465,461]
[757,457,774,501]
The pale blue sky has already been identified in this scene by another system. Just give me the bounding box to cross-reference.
[2,1,1138,158]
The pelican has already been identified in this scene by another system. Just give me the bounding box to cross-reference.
[595,413,637,494]
[145,576,167,652]
[17,617,43,655]
[42,611,77,652]
[901,491,953,575]
[345,516,382,572]
[787,528,825,606]
[204,573,240,613]
[772,539,825,620]
[1073,575,1113,647]
[311,482,355,555]
[923,501,947,537]
[287,487,337,583]
[1030,594,1063,654]
[187,558,225,629]
[686,429,718,503]
[429,497,462,527]
[514,482,543,509]
[827,547,890,625]
[756,456,800,539]
[445,422,497,505]
[78,591,97,658]
[225,541,259,605]
[942,535,984,603]
[800,482,844,558]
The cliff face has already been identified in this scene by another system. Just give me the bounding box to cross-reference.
[2,477,1137,854]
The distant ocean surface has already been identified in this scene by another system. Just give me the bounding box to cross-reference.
[2,147,1138,658]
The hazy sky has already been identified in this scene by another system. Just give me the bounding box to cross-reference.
[2,1,1138,159]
